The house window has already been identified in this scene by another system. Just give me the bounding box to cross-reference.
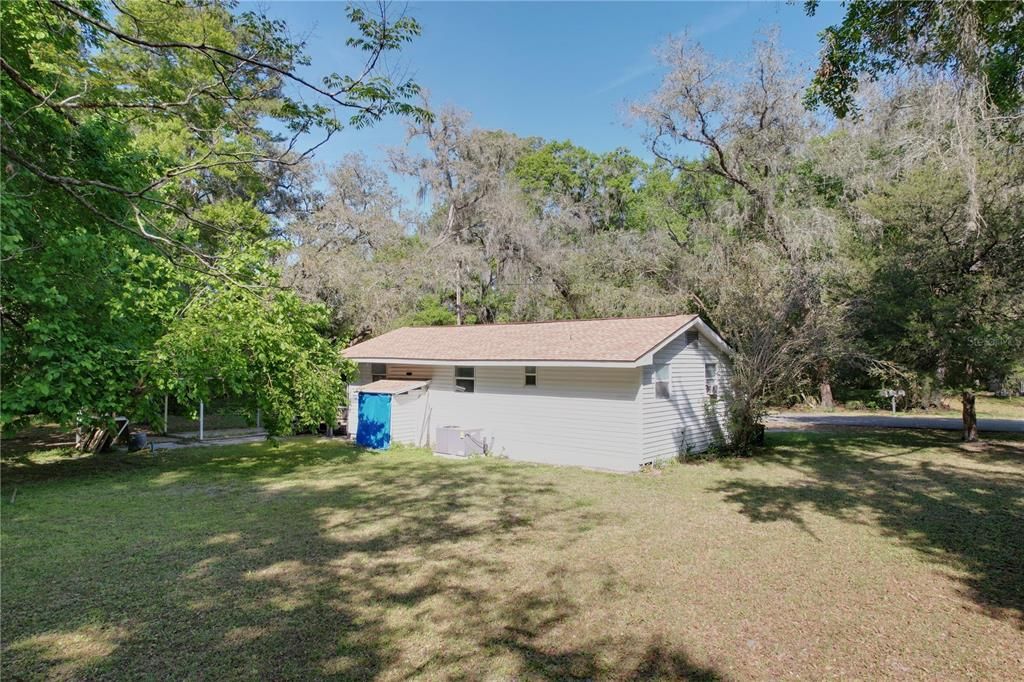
[525,366,537,386]
[371,363,386,382]
[685,330,699,348]
[455,367,475,393]
[654,363,671,399]
[705,363,718,396]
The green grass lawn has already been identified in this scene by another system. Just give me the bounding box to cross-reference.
[2,431,1022,680]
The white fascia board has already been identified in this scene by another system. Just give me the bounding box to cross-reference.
[693,318,735,356]
[634,351,655,366]
[345,357,643,369]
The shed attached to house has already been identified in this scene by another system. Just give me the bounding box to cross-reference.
[342,314,731,472]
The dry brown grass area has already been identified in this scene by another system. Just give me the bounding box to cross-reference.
[797,392,1024,420]
[2,430,1022,679]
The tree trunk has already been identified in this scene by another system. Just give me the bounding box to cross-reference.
[961,390,978,442]
[819,381,834,409]
[817,360,834,409]
[447,202,463,326]
[455,258,463,325]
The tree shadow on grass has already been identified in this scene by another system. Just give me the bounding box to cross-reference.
[2,437,724,679]
[713,429,1024,627]
[0,436,363,485]
[487,625,723,681]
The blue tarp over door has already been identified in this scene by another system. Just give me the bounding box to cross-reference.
[356,392,391,449]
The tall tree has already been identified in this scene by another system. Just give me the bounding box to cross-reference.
[514,142,646,232]
[633,30,851,447]
[390,104,542,324]
[805,0,1024,117]
[284,154,431,341]
[824,80,1024,441]
[805,0,1024,439]
[513,141,704,318]
[1,0,424,435]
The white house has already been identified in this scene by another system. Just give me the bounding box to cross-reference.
[341,314,732,472]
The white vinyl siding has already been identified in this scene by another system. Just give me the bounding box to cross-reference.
[390,385,432,445]
[357,363,643,471]
[385,364,432,380]
[376,365,435,445]
[440,365,642,470]
[348,363,433,441]
[348,327,730,470]
[639,330,731,463]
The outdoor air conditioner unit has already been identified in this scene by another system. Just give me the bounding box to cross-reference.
[435,426,485,457]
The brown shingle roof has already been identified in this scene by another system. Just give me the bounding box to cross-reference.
[342,314,698,364]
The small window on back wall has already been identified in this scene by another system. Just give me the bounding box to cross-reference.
[455,366,475,393]
[371,363,386,382]
[705,363,718,396]
[685,330,699,348]
[654,363,671,399]
[525,366,537,386]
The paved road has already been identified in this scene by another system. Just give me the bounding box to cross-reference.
[767,412,1024,433]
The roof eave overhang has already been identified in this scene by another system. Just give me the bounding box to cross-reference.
[342,357,646,369]
[355,379,431,395]
[341,316,735,369]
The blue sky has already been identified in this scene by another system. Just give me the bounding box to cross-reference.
[262,1,846,178]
